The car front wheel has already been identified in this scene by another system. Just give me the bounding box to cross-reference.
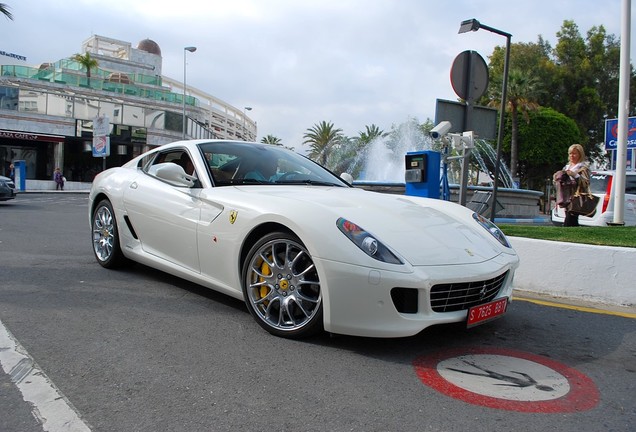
[91,199,127,268]
[242,232,323,338]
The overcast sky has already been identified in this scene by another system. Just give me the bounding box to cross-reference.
[1,0,634,152]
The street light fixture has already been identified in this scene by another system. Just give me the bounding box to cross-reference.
[459,19,511,221]
[243,106,252,141]
[182,46,197,139]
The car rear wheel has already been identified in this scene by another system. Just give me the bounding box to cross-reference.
[242,232,323,338]
[92,199,127,268]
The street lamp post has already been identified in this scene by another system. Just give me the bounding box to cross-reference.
[243,106,252,141]
[182,46,197,139]
[459,19,511,221]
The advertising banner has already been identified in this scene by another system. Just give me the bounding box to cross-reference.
[92,115,110,157]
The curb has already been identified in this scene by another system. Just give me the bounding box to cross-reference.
[509,237,635,308]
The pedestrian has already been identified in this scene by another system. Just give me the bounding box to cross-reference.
[553,144,590,227]
[54,167,65,191]
[8,163,14,182]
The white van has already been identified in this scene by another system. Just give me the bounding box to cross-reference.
[551,170,636,226]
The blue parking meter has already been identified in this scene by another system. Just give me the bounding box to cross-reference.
[13,160,26,191]
[404,151,441,199]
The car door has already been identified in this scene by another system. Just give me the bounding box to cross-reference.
[123,150,203,273]
[624,175,636,225]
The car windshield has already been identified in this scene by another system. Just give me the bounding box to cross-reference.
[198,141,349,187]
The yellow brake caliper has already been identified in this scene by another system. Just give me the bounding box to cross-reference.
[259,260,271,304]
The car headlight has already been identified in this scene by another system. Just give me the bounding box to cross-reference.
[336,217,403,264]
[472,213,511,248]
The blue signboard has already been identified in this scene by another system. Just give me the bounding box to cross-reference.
[604,117,636,149]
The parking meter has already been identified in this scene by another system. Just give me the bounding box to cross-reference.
[13,160,26,191]
[404,151,441,199]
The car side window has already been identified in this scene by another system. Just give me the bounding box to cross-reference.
[626,178,636,194]
[143,149,199,187]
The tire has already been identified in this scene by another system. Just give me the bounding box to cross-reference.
[91,199,128,268]
[242,232,323,338]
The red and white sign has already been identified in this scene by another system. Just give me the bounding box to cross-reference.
[413,347,599,413]
[92,135,110,157]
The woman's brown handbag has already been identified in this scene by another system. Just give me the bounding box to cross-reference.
[568,193,600,217]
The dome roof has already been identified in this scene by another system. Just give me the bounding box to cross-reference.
[137,38,161,56]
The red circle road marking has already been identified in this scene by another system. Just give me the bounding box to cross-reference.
[413,347,599,413]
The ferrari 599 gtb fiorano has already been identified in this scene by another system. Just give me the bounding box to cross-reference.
[89,140,519,338]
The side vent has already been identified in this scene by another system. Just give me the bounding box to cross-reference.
[391,288,419,314]
[123,215,138,239]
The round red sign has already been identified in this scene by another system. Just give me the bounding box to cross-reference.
[413,347,599,413]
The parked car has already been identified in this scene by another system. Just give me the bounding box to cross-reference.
[89,140,519,338]
[0,175,16,201]
[552,170,636,226]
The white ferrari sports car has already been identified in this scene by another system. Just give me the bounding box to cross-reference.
[89,139,519,338]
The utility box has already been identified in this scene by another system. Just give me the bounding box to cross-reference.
[13,160,26,191]
[404,151,441,199]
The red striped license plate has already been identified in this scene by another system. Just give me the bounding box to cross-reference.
[467,298,508,327]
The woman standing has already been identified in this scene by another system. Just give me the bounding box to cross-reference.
[54,167,64,191]
[558,144,590,227]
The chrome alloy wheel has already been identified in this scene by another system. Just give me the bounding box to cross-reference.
[245,236,322,335]
[92,203,116,263]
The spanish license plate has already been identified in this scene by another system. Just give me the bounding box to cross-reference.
[467,298,508,327]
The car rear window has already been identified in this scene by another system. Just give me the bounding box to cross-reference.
[590,173,636,194]
[590,173,610,194]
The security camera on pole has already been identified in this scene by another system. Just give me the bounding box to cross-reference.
[428,122,475,203]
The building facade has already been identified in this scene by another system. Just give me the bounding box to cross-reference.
[0,35,256,187]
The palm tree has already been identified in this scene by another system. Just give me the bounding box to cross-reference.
[303,121,343,166]
[0,3,13,20]
[357,124,385,145]
[489,69,542,182]
[72,52,99,86]
[261,134,282,145]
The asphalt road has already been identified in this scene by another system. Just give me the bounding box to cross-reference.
[0,194,634,432]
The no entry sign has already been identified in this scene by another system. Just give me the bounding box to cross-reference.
[413,347,599,413]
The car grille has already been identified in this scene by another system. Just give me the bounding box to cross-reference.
[430,271,508,312]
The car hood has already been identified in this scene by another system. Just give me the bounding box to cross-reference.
[236,186,508,266]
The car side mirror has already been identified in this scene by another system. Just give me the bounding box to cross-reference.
[340,172,354,184]
[149,162,195,187]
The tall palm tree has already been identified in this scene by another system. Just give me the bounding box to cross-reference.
[303,121,343,166]
[489,69,542,182]
[260,134,282,145]
[72,52,99,86]
[0,3,13,20]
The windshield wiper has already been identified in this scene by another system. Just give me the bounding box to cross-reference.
[240,178,271,184]
[275,179,343,187]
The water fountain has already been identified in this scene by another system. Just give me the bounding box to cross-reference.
[348,123,543,219]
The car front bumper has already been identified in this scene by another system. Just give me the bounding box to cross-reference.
[316,253,519,338]
[0,185,16,201]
